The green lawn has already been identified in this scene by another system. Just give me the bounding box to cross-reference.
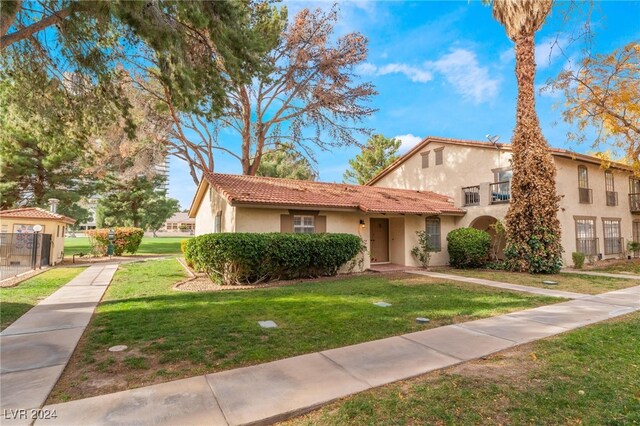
[64,236,190,256]
[443,268,638,294]
[0,267,86,330]
[590,259,640,275]
[49,259,559,402]
[289,313,640,425]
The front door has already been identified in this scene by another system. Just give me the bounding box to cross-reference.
[370,218,389,263]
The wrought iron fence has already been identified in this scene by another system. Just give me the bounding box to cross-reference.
[0,233,51,281]
[490,181,511,204]
[462,185,480,206]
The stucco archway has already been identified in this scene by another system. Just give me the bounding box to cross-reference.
[470,215,505,260]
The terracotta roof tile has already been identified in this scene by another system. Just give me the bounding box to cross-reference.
[203,172,464,216]
[0,208,76,224]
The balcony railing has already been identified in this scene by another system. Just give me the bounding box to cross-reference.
[604,237,624,255]
[630,193,640,213]
[462,186,480,206]
[606,191,618,206]
[576,237,599,256]
[579,187,593,204]
[490,181,511,204]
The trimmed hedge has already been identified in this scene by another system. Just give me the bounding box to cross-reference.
[184,233,363,285]
[86,227,144,256]
[447,228,491,269]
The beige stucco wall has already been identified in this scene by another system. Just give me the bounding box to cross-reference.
[372,140,640,267]
[195,186,235,235]
[0,218,68,265]
[374,142,512,198]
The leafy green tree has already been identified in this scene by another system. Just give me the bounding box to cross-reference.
[96,175,178,230]
[1,0,276,122]
[256,148,317,180]
[142,197,180,237]
[343,135,401,184]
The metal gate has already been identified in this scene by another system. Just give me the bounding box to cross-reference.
[0,233,52,281]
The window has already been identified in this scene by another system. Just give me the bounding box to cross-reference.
[293,215,315,233]
[633,221,640,243]
[214,211,222,233]
[495,169,513,183]
[425,217,441,252]
[434,148,444,166]
[578,166,592,203]
[421,151,430,168]
[603,219,622,255]
[605,170,617,206]
[575,218,597,255]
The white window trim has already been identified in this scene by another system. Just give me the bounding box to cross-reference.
[293,215,315,234]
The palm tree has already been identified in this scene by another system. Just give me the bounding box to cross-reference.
[487,0,563,273]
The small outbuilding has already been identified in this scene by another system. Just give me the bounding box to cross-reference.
[0,200,75,269]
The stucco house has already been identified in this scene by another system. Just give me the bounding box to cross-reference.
[164,212,195,233]
[188,172,464,270]
[368,136,640,266]
[189,136,640,269]
[0,202,75,269]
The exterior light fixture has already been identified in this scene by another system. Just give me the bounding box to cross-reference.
[359,219,365,228]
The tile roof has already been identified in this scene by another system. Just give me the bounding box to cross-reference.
[202,172,464,216]
[166,212,196,223]
[0,208,76,224]
[367,136,636,185]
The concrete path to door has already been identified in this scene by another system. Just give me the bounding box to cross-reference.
[0,264,118,425]
[33,285,639,426]
[408,270,588,299]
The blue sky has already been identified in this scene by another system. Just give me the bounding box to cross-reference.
[168,0,640,209]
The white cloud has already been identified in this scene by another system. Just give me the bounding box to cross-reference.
[499,48,514,65]
[377,63,433,83]
[356,62,377,75]
[430,49,500,103]
[536,36,569,69]
[394,134,423,153]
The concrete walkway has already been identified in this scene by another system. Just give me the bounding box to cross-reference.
[561,269,640,280]
[408,270,588,299]
[33,285,639,426]
[1,265,118,424]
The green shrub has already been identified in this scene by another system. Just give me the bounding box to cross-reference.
[447,228,491,269]
[186,233,363,285]
[572,252,586,269]
[411,230,433,268]
[86,227,144,256]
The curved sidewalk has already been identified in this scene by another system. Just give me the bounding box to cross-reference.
[0,265,118,425]
[32,284,640,426]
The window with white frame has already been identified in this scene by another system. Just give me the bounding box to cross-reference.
[293,215,315,233]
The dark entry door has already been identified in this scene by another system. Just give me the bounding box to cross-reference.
[40,234,52,266]
[370,218,389,263]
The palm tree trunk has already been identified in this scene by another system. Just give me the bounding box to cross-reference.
[504,32,563,273]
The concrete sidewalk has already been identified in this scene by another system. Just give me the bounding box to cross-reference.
[408,270,588,299]
[0,265,118,424]
[35,285,640,426]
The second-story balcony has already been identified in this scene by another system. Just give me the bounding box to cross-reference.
[461,181,511,207]
[606,191,618,206]
[630,193,640,214]
[490,181,511,204]
[579,187,593,204]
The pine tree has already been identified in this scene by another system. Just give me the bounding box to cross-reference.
[343,135,401,185]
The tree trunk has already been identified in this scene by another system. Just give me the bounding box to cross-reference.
[504,32,563,273]
[239,86,252,174]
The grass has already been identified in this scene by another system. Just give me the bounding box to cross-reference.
[442,268,638,294]
[0,267,86,330]
[288,313,640,425]
[64,236,190,256]
[49,258,560,402]
[590,259,640,275]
